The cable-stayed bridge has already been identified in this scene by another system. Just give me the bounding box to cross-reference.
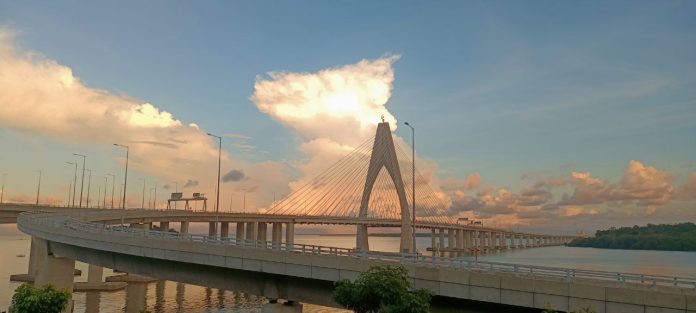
[3,122,694,312]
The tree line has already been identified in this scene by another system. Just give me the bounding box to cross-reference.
[568,223,696,251]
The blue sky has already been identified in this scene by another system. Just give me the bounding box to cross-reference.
[1,1,695,232]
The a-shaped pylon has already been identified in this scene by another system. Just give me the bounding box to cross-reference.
[356,122,413,252]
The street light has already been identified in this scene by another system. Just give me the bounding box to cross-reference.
[140,178,146,209]
[207,133,222,214]
[113,144,129,209]
[73,153,86,207]
[0,173,6,204]
[103,176,108,209]
[84,169,92,207]
[404,121,416,256]
[35,170,42,206]
[66,162,77,207]
[107,174,116,208]
[65,179,73,207]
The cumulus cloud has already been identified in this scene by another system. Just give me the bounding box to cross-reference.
[253,55,400,145]
[222,169,246,183]
[0,28,293,210]
[439,160,691,230]
[558,160,674,206]
[252,55,411,189]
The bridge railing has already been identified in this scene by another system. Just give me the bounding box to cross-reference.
[19,213,696,291]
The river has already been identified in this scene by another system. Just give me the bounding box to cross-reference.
[2,224,695,312]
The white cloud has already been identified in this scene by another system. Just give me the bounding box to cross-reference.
[0,27,292,210]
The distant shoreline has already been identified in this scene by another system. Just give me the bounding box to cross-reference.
[568,223,696,252]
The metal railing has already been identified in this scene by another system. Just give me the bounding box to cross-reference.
[18,213,696,291]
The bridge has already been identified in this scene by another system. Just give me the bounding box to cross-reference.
[4,122,696,312]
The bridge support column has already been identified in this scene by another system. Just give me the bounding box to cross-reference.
[457,229,464,253]
[235,222,245,244]
[220,222,229,239]
[438,229,445,257]
[32,238,75,312]
[246,222,257,244]
[87,264,104,283]
[285,222,295,251]
[159,221,169,232]
[257,222,268,245]
[446,229,455,257]
[430,228,436,253]
[29,236,46,278]
[272,223,283,249]
[488,232,495,252]
[208,221,217,237]
[356,225,369,251]
[464,231,472,252]
[180,221,189,234]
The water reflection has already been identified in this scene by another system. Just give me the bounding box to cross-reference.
[125,282,147,313]
[85,292,99,313]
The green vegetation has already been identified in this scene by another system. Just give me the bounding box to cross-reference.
[333,265,431,313]
[10,283,70,313]
[568,223,696,251]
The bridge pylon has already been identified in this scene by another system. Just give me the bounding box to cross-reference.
[356,122,413,253]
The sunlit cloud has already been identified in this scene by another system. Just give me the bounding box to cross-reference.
[0,27,292,209]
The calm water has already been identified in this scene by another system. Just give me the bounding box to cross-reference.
[2,224,696,312]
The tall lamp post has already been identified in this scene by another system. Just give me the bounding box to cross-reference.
[103,176,108,209]
[85,169,92,207]
[140,178,146,209]
[107,174,116,208]
[73,153,86,207]
[113,144,129,209]
[66,162,77,207]
[207,133,222,214]
[35,170,42,206]
[404,121,416,256]
[1,173,6,204]
[65,179,72,207]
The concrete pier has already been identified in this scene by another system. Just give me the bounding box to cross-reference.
[285,222,294,250]
[221,222,229,238]
[209,221,217,237]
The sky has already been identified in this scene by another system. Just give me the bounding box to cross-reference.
[0,1,695,234]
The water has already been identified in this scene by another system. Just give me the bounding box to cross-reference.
[2,224,696,312]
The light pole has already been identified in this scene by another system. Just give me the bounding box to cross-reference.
[96,184,102,209]
[35,170,42,206]
[148,187,153,209]
[153,183,157,209]
[206,133,222,214]
[140,178,146,209]
[65,179,73,207]
[404,121,416,256]
[118,184,124,209]
[66,162,77,207]
[1,173,6,204]
[73,153,86,207]
[107,174,116,208]
[113,144,129,209]
[103,176,108,209]
[85,169,92,207]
